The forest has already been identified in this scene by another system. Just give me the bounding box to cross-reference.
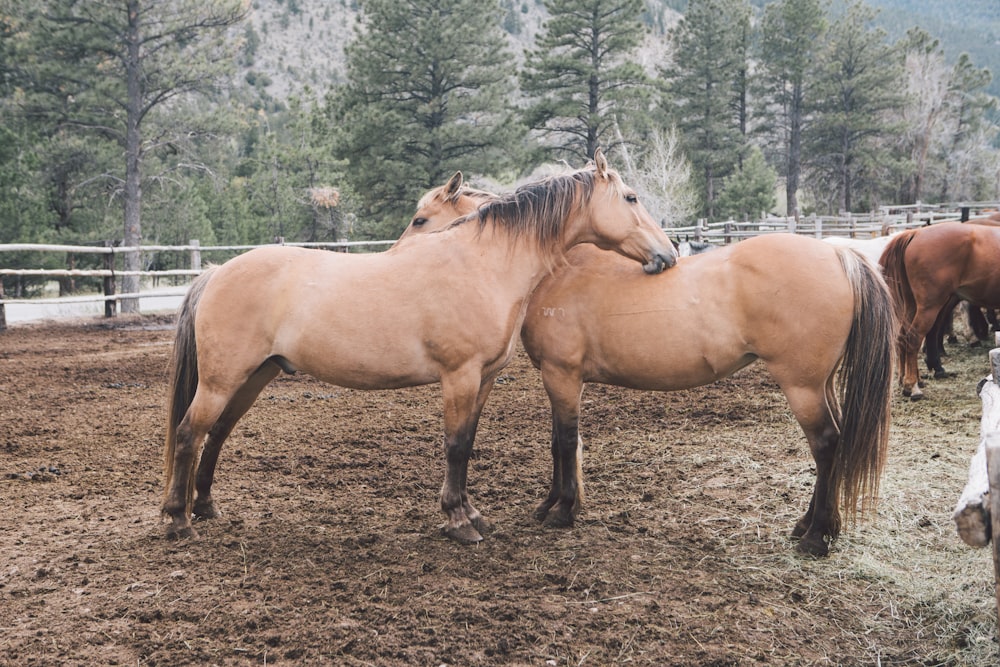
[1,0,999,297]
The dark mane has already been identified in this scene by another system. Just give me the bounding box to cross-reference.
[471,166,616,250]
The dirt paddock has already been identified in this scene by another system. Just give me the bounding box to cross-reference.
[1,314,998,665]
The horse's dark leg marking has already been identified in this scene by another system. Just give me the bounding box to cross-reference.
[440,371,495,543]
[192,364,279,521]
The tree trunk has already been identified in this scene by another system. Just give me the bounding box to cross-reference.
[121,0,143,314]
[787,83,803,220]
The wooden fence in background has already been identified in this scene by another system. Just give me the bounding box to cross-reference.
[2,200,999,329]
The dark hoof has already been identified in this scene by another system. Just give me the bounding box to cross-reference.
[933,370,952,379]
[970,340,982,348]
[533,501,556,523]
[471,515,494,536]
[909,393,925,402]
[947,335,958,344]
[442,522,483,544]
[794,536,829,558]
[192,500,221,520]
[542,505,576,529]
[166,525,199,541]
[790,522,808,539]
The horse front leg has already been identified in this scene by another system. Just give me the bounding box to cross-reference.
[535,365,585,527]
[439,370,495,544]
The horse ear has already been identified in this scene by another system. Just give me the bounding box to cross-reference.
[593,148,608,179]
[444,171,463,200]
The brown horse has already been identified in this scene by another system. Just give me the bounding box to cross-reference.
[161,152,677,543]
[879,221,1000,399]
[404,206,895,556]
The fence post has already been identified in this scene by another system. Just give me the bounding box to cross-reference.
[103,241,117,318]
[189,239,201,274]
[0,282,6,331]
[694,219,705,242]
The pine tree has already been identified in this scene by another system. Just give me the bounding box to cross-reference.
[755,0,825,219]
[520,0,650,162]
[20,0,247,311]
[331,0,522,238]
[804,1,904,213]
[663,0,751,220]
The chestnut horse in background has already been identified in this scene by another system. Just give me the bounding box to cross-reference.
[161,151,677,544]
[879,221,1000,399]
[404,209,895,555]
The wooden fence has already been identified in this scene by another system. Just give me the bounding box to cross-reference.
[2,200,999,329]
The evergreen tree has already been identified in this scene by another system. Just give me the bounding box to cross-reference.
[331,0,522,238]
[520,0,650,162]
[715,145,778,221]
[940,53,996,201]
[19,0,247,311]
[663,0,751,220]
[804,1,904,213]
[755,0,826,219]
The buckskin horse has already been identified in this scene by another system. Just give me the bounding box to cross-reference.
[403,214,895,556]
[161,151,677,543]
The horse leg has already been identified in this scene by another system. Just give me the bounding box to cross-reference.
[192,363,280,520]
[904,304,950,400]
[162,389,231,539]
[534,364,585,527]
[770,375,841,557]
[924,298,956,378]
[439,368,495,544]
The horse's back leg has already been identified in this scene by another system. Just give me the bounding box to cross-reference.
[163,387,233,539]
[535,362,585,527]
[192,362,281,520]
[439,366,495,543]
[770,373,840,557]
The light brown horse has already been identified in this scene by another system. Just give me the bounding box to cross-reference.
[161,152,677,543]
[404,208,895,556]
[879,221,1000,399]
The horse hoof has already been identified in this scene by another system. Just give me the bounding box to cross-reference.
[442,522,483,544]
[909,393,925,402]
[542,506,576,529]
[192,501,221,520]
[471,515,494,536]
[166,525,199,541]
[533,501,556,523]
[794,536,829,558]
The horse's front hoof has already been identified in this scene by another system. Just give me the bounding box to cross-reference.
[909,392,925,402]
[933,370,952,379]
[471,514,494,536]
[192,499,221,520]
[541,504,576,529]
[442,522,483,544]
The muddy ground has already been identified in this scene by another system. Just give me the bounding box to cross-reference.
[1,314,998,666]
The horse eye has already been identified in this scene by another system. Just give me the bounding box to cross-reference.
[625,193,638,203]
[412,217,428,227]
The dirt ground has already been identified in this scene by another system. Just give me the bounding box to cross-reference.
[1,314,999,666]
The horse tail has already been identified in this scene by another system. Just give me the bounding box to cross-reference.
[877,229,918,330]
[829,248,897,535]
[162,267,215,507]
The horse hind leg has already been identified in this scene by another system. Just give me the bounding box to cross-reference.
[192,362,281,521]
[162,389,231,540]
[773,378,841,557]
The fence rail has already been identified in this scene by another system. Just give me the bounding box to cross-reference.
[2,201,999,329]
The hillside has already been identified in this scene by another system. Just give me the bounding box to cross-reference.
[239,0,1000,102]
[238,0,680,100]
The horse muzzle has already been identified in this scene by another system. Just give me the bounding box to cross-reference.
[642,251,677,274]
